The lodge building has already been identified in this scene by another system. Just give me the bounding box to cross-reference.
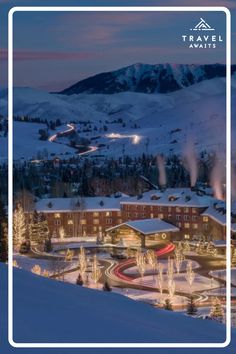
[34,188,232,244]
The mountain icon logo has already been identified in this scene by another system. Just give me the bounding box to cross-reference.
[190,18,215,31]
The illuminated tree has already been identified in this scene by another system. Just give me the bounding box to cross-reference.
[29,211,49,247]
[156,263,164,295]
[146,249,157,274]
[185,260,195,292]
[65,249,73,262]
[91,255,101,287]
[136,249,146,279]
[78,246,87,281]
[13,203,26,250]
[210,297,224,322]
[31,264,41,275]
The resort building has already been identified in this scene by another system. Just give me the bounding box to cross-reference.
[34,188,232,244]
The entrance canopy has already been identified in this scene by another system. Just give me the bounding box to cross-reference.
[106,218,179,235]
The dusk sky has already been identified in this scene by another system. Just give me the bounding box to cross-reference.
[0,0,235,91]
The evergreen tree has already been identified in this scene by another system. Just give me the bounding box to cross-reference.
[103,281,112,292]
[13,203,26,250]
[44,237,52,253]
[164,298,173,311]
[0,199,7,262]
[186,296,198,316]
[76,273,83,286]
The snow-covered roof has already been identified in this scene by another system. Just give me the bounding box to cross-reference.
[35,197,124,212]
[106,218,179,235]
[202,206,226,226]
[121,188,215,208]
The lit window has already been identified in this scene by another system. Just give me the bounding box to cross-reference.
[177,222,182,228]
[106,211,111,217]
[192,215,197,221]
[93,226,97,232]
[54,220,61,226]
[184,207,189,213]
[184,223,190,229]
[176,215,181,221]
[203,216,208,222]
[106,218,112,224]
[68,220,73,225]
[55,213,61,218]
[150,213,154,218]
[193,224,198,229]
[80,219,86,225]
[117,211,121,217]
[184,215,190,221]
[184,234,190,239]
[93,212,99,217]
[158,213,164,219]
[192,208,197,214]
[176,207,181,213]
[93,219,99,225]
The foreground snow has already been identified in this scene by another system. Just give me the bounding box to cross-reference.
[9,265,229,343]
[1,264,236,353]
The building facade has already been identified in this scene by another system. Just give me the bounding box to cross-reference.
[34,188,229,242]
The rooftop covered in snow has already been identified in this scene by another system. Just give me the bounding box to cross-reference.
[120,188,215,208]
[35,196,125,213]
[106,218,179,235]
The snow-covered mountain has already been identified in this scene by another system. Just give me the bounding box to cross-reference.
[59,63,236,95]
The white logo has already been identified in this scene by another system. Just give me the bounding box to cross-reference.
[181,18,223,49]
[190,18,215,31]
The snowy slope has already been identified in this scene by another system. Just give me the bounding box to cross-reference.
[0,264,235,353]
[8,265,229,343]
[0,75,234,162]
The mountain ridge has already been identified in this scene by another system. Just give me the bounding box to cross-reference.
[58,63,236,95]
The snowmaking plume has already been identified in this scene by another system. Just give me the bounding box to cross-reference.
[157,155,166,188]
[210,157,225,201]
[183,141,198,188]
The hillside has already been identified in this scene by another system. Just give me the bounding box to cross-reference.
[1,264,232,346]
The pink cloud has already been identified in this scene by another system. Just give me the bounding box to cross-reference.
[0,48,97,61]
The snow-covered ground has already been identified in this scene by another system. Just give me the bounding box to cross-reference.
[132,273,220,293]
[210,268,236,286]
[124,259,200,276]
[1,75,235,162]
[14,254,77,275]
[113,287,188,307]
[13,122,75,161]
[2,263,232,345]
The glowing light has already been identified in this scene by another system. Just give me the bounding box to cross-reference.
[106,133,141,144]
